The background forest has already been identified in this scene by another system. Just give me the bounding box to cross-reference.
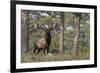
[21,10,90,63]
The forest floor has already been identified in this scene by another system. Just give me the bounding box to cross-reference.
[21,48,90,63]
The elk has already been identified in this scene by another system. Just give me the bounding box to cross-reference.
[33,25,51,54]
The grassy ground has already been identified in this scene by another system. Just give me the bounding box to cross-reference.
[21,48,90,63]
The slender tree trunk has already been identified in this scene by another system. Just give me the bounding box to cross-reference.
[59,12,64,54]
[21,10,29,53]
[73,14,80,57]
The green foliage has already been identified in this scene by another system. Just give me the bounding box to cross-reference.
[64,12,75,25]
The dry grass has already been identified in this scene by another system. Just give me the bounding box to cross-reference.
[21,48,90,63]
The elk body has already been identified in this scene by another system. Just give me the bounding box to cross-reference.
[33,27,51,54]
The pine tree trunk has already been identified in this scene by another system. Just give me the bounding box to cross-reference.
[21,10,29,53]
[59,12,64,54]
[73,14,80,57]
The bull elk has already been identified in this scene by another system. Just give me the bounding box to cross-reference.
[33,25,51,54]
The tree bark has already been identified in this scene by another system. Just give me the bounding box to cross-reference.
[73,14,81,57]
[21,10,29,53]
[59,12,64,54]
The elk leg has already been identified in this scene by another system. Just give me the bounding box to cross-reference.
[33,48,37,53]
[43,49,46,55]
[36,49,41,54]
[47,48,49,54]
